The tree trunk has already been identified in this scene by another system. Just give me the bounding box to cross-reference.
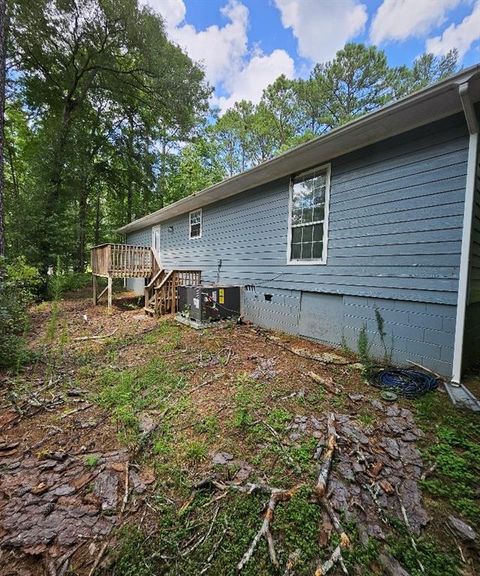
[76,187,88,273]
[94,189,101,245]
[126,114,134,223]
[0,0,7,258]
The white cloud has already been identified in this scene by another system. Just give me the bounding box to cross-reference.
[426,0,480,58]
[274,0,368,63]
[169,1,249,86]
[216,49,295,111]
[370,0,463,45]
[145,0,186,27]
[141,0,295,112]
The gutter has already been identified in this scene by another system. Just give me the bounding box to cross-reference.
[452,82,479,384]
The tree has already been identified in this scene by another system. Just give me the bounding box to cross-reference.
[310,43,392,129]
[389,50,459,99]
[8,0,210,272]
[0,0,6,257]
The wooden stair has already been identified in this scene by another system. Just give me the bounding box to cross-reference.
[144,269,201,316]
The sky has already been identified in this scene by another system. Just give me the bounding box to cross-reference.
[141,0,480,112]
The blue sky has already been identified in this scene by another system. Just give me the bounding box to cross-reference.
[144,0,480,111]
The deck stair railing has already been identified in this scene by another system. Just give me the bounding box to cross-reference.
[91,243,200,314]
[145,270,201,315]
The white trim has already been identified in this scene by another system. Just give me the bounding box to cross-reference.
[189,208,202,239]
[151,224,161,266]
[452,84,478,384]
[452,82,479,384]
[286,163,331,265]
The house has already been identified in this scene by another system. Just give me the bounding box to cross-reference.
[108,65,480,383]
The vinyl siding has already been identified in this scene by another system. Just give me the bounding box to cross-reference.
[141,114,468,306]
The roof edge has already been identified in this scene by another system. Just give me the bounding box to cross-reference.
[118,64,480,235]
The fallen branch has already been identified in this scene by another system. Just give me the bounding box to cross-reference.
[396,485,425,573]
[321,496,350,548]
[314,545,348,575]
[283,548,301,576]
[262,421,301,474]
[194,479,303,572]
[59,403,92,419]
[120,462,129,515]
[199,525,228,575]
[406,360,442,381]
[88,540,110,576]
[73,328,118,342]
[237,485,303,572]
[307,372,339,393]
[263,334,352,366]
[181,502,220,557]
[315,413,337,499]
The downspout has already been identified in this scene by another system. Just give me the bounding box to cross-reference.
[452,82,479,384]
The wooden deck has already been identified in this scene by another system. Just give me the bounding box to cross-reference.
[91,243,200,313]
[91,243,153,278]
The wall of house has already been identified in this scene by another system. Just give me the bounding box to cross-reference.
[127,113,469,377]
[243,288,456,376]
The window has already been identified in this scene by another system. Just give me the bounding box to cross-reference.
[189,209,202,239]
[288,165,330,263]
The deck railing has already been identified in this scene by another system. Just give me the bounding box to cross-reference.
[91,243,153,278]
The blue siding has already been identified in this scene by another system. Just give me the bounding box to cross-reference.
[147,115,468,306]
[127,228,151,247]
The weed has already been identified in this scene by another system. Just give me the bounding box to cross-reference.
[374,308,393,365]
[266,408,292,431]
[153,438,173,457]
[357,324,372,371]
[387,529,459,576]
[357,413,375,427]
[84,454,100,468]
[413,394,480,524]
[193,415,219,437]
[231,408,254,430]
[287,437,318,473]
[95,358,185,440]
[183,440,208,462]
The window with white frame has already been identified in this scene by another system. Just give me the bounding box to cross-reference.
[189,209,202,239]
[289,165,330,263]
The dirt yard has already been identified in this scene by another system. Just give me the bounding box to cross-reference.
[0,289,479,576]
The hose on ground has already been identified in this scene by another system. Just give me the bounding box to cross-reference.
[370,369,438,398]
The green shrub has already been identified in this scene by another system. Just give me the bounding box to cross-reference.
[0,257,41,369]
[47,270,90,299]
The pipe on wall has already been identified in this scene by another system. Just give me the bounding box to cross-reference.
[452,81,479,384]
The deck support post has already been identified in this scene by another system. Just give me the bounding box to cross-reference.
[93,275,98,305]
[107,276,113,312]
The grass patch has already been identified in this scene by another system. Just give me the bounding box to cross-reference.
[107,489,326,576]
[413,393,480,525]
[387,527,460,576]
[95,357,186,439]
